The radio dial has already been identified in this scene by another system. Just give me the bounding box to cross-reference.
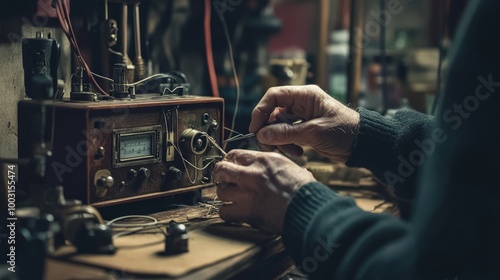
[128,169,138,180]
[167,167,183,181]
[139,167,151,179]
[98,175,115,188]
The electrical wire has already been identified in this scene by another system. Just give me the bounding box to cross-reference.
[220,10,241,146]
[202,132,227,157]
[125,73,178,86]
[162,109,195,184]
[106,215,158,228]
[113,223,168,239]
[55,0,107,95]
[162,86,187,95]
[204,0,220,97]
[162,109,217,184]
[91,71,113,82]
[108,48,124,57]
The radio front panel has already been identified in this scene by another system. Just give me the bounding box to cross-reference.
[18,97,224,207]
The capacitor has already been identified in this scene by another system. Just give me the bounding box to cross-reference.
[112,63,129,98]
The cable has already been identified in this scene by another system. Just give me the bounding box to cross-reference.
[125,73,178,87]
[106,215,158,228]
[220,9,241,146]
[204,0,220,97]
[113,223,168,238]
[162,109,197,184]
[108,48,124,57]
[162,86,186,95]
[55,0,108,95]
[202,132,227,157]
[91,71,113,82]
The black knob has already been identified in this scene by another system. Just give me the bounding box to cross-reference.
[167,167,183,181]
[94,146,105,160]
[138,167,151,179]
[127,169,138,180]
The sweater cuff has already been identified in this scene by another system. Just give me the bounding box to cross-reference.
[346,108,398,169]
[283,182,341,259]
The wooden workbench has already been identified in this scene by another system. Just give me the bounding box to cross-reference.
[43,184,394,280]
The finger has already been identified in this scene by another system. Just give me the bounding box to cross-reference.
[225,149,275,165]
[257,143,277,152]
[256,122,308,146]
[212,160,248,184]
[269,107,301,125]
[249,85,329,133]
[218,203,252,224]
[224,149,258,166]
[216,182,246,202]
[277,144,303,157]
[249,86,304,133]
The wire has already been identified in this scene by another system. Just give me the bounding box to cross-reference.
[204,0,220,97]
[220,9,241,146]
[108,48,123,57]
[223,126,244,135]
[55,0,108,95]
[125,73,178,86]
[113,223,168,239]
[202,132,227,157]
[162,86,186,95]
[162,109,197,184]
[106,215,158,228]
[91,71,113,82]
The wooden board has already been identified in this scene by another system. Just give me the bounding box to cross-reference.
[50,222,277,278]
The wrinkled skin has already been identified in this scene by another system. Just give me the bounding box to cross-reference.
[249,85,360,163]
[213,85,360,233]
[212,149,316,233]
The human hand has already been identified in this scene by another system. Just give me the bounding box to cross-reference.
[249,85,360,163]
[212,149,316,233]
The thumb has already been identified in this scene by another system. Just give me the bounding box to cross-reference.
[256,123,305,145]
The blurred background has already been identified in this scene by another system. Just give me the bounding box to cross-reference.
[0,0,468,212]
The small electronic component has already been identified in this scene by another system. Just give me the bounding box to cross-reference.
[164,220,189,255]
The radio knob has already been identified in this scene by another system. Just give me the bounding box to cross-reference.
[128,169,138,180]
[97,175,114,188]
[167,167,183,181]
[138,167,151,179]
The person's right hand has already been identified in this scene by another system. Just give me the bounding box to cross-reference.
[249,85,360,163]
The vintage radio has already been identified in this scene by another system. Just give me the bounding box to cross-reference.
[18,95,224,207]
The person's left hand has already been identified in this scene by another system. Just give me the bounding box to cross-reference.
[212,149,316,233]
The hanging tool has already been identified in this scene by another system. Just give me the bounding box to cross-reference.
[121,2,135,83]
[133,2,146,81]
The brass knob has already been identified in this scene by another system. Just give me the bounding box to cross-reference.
[97,176,114,188]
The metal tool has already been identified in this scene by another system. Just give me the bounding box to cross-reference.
[133,2,146,81]
[223,133,256,144]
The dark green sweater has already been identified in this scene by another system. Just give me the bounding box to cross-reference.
[282,1,500,279]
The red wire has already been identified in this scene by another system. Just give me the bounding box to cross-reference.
[204,0,219,97]
[56,0,108,95]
